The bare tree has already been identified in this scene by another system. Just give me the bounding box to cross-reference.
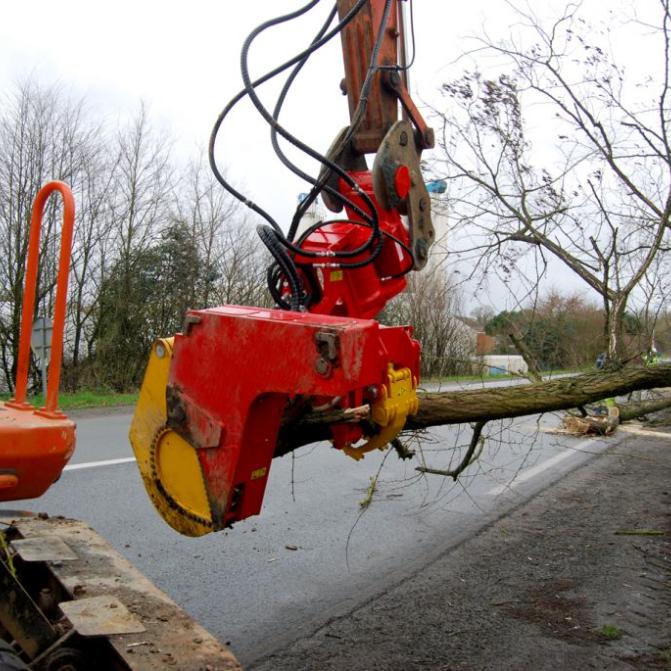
[431,1,671,364]
[64,141,118,389]
[382,261,473,377]
[270,2,671,480]
[108,102,173,277]
[173,155,268,309]
[92,103,174,389]
[0,79,95,392]
[632,252,670,355]
[0,80,277,393]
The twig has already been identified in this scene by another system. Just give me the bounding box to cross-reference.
[392,437,415,460]
[359,476,378,510]
[415,420,487,480]
[614,529,667,536]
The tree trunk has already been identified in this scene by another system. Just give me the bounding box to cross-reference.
[607,295,628,362]
[274,365,671,456]
[616,396,671,422]
[507,331,542,382]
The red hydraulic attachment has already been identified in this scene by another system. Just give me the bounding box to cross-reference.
[297,171,412,319]
[130,166,424,536]
[129,0,434,536]
[0,182,76,501]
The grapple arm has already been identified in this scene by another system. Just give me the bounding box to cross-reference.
[130,1,436,536]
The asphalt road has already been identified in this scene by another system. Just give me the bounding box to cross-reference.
[15,401,614,667]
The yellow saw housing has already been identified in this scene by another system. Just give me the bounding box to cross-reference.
[129,338,213,537]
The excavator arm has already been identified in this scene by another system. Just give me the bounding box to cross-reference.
[129,0,436,536]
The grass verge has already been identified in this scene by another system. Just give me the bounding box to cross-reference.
[422,367,582,386]
[0,390,138,411]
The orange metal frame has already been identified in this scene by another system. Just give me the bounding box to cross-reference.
[8,181,75,416]
[0,181,76,500]
[336,0,433,154]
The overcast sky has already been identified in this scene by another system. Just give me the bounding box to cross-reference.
[0,2,510,195]
[0,0,651,312]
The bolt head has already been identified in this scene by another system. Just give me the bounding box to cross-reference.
[315,357,332,377]
[415,239,429,261]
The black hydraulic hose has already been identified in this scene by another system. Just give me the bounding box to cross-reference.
[208,0,371,235]
[208,0,321,234]
[266,259,323,310]
[242,0,397,266]
[266,264,295,310]
[239,0,384,261]
[289,0,395,239]
[378,0,416,72]
[268,4,376,237]
[297,218,413,264]
[210,0,409,310]
[257,225,304,311]
[294,217,413,275]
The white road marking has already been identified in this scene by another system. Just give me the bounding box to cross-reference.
[618,425,671,439]
[487,437,595,496]
[64,457,136,472]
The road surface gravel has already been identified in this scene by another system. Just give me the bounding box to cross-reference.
[250,426,671,670]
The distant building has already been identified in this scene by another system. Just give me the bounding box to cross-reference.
[479,354,529,376]
[475,332,496,356]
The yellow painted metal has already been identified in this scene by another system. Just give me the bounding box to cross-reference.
[342,364,418,461]
[128,338,212,537]
[153,428,212,519]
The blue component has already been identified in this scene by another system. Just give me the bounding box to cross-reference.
[426,180,447,194]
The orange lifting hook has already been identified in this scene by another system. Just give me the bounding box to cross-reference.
[0,182,76,500]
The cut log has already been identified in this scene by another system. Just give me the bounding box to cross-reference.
[274,364,671,456]
[562,407,619,435]
[616,396,671,421]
